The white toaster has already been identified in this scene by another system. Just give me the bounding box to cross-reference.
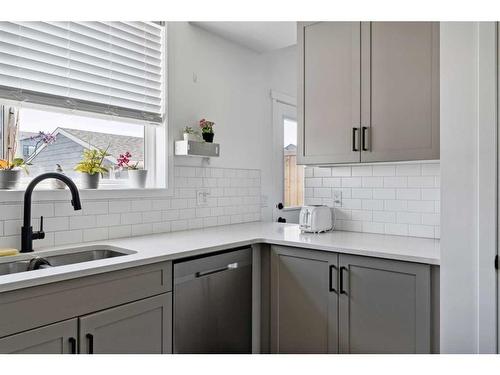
[299,205,334,233]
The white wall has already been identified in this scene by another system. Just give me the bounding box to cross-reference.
[168,22,267,170]
[168,23,298,221]
[440,22,497,353]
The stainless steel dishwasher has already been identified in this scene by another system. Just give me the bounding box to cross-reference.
[173,247,253,353]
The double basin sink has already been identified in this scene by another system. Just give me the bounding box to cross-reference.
[0,247,135,276]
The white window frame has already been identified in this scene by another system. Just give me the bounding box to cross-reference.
[0,23,174,202]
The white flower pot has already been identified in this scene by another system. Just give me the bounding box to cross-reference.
[183,133,198,142]
[0,169,21,189]
[81,173,100,189]
[128,169,148,188]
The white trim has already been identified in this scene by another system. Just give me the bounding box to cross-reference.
[476,21,497,354]
[271,94,298,221]
[270,90,296,106]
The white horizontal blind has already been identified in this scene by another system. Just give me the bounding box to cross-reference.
[0,22,164,124]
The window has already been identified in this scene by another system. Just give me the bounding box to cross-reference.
[0,22,166,190]
[283,117,304,207]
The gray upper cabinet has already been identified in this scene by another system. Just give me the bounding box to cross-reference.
[0,319,78,354]
[361,22,440,162]
[298,21,439,165]
[298,22,361,165]
[338,254,431,353]
[270,246,339,353]
[79,293,172,354]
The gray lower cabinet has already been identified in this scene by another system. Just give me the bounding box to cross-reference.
[269,246,432,354]
[338,254,431,353]
[0,262,173,354]
[80,294,172,354]
[0,319,78,354]
[270,246,339,353]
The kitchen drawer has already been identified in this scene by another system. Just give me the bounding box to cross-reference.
[0,261,172,338]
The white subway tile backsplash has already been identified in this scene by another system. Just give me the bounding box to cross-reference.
[362,177,384,188]
[384,177,407,188]
[83,227,109,242]
[351,166,373,176]
[372,165,396,176]
[397,189,421,200]
[362,200,384,211]
[313,167,332,177]
[352,189,373,199]
[331,167,351,177]
[305,162,440,239]
[407,176,435,188]
[341,177,362,188]
[0,167,262,251]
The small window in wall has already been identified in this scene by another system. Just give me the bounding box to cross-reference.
[4,106,156,189]
[283,118,304,207]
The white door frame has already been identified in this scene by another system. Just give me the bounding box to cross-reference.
[271,90,298,222]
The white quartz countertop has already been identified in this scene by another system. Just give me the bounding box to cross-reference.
[0,222,440,292]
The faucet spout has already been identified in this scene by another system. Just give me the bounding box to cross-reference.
[21,173,82,253]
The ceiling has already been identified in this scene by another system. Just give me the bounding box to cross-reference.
[191,22,297,53]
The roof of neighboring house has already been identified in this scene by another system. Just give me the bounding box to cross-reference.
[27,127,144,165]
[60,128,144,162]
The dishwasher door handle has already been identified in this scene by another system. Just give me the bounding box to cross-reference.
[195,262,239,278]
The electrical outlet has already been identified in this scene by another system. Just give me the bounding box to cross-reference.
[196,188,210,206]
[333,190,342,207]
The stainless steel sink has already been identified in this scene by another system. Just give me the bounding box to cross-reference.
[0,248,134,276]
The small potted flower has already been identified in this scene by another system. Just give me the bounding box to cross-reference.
[183,126,200,142]
[118,152,147,189]
[199,118,215,143]
[0,158,29,189]
[74,147,110,189]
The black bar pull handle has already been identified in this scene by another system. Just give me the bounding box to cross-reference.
[362,126,370,151]
[329,265,338,293]
[68,337,77,354]
[339,266,348,294]
[352,127,359,152]
[86,333,94,354]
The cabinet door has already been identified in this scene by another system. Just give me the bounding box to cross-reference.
[270,246,338,353]
[79,293,172,354]
[338,255,431,353]
[361,22,439,162]
[298,22,361,164]
[0,319,77,354]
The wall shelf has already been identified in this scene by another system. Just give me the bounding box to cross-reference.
[174,140,220,158]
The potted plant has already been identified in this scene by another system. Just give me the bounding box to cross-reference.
[118,151,147,189]
[183,126,200,142]
[199,118,215,143]
[0,158,29,189]
[0,107,29,189]
[74,147,110,189]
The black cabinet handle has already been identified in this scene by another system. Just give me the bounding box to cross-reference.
[86,333,94,354]
[68,337,77,354]
[329,265,338,293]
[352,127,359,152]
[362,127,370,151]
[339,267,348,294]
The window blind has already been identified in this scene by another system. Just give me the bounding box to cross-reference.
[0,22,164,124]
